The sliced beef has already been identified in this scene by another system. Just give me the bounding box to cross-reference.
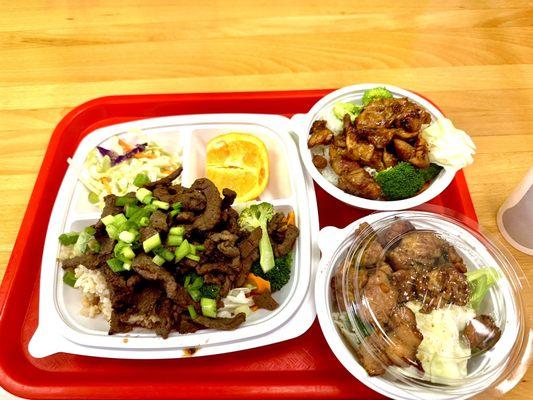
[97,235,116,255]
[132,254,180,302]
[221,188,237,210]
[236,227,262,286]
[143,167,183,190]
[176,190,206,212]
[61,253,101,269]
[149,210,169,233]
[267,213,285,236]
[273,224,299,258]
[196,263,234,276]
[195,313,246,330]
[253,292,279,311]
[463,315,501,351]
[220,208,241,236]
[178,316,200,334]
[206,230,240,258]
[100,263,133,312]
[175,211,195,224]
[190,178,222,231]
[101,194,122,218]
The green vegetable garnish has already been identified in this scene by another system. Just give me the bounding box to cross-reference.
[375,162,425,200]
[199,284,220,299]
[238,202,276,273]
[361,87,393,106]
[251,252,293,292]
[88,191,100,204]
[59,232,79,246]
[200,297,218,318]
[142,233,161,252]
[333,102,363,122]
[133,173,150,187]
[188,305,198,319]
[467,267,501,310]
[175,239,190,262]
[418,163,443,182]
[107,257,126,273]
[63,271,77,287]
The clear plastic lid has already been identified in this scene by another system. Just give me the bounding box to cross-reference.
[331,210,532,399]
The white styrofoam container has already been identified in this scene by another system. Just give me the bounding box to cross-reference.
[290,83,457,211]
[29,114,320,358]
[314,211,523,400]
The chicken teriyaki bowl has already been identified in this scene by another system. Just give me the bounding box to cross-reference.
[295,84,476,210]
[316,211,532,399]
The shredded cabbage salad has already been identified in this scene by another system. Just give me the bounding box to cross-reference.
[72,136,181,208]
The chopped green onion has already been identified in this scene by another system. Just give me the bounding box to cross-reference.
[143,233,162,252]
[189,289,201,301]
[139,216,150,227]
[154,247,174,262]
[189,276,204,290]
[88,191,100,204]
[188,305,198,319]
[113,213,127,226]
[121,246,135,260]
[135,188,153,204]
[184,275,192,288]
[84,226,96,235]
[169,226,185,236]
[118,230,136,243]
[167,235,183,247]
[101,214,115,226]
[174,239,190,262]
[123,262,132,271]
[186,254,200,262]
[87,239,101,253]
[152,255,165,266]
[170,209,179,218]
[63,271,77,287]
[115,196,137,207]
[59,232,79,246]
[172,202,182,211]
[107,258,125,273]
[143,204,158,212]
[195,245,205,251]
[125,204,139,218]
[189,245,196,256]
[133,173,150,187]
[200,297,217,318]
[152,200,170,210]
[106,225,119,240]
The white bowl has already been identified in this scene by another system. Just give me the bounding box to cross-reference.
[291,83,457,211]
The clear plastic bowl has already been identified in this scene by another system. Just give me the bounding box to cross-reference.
[315,210,532,400]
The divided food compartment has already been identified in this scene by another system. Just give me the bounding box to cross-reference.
[290,84,457,210]
[314,211,532,400]
[30,114,315,356]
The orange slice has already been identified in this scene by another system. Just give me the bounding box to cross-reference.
[206,133,269,202]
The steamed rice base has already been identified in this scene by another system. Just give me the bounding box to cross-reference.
[74,265,112,320]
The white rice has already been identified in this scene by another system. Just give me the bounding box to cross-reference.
[74,265,112,320]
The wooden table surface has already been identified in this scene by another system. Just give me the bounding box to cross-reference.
[0,1,532,399]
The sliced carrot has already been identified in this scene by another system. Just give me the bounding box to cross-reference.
[247,273,271,293]
[133,152,157,159]
[250,305,259,312]
[286,211,295,226]
[161,167,174,175]
[118,138,134,152]
[100,177,112,193]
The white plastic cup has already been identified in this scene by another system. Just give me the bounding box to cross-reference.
[497,167,533,255]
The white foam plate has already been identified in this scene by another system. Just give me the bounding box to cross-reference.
[30,114,320,358]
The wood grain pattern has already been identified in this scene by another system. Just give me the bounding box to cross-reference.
[0,1,532,398]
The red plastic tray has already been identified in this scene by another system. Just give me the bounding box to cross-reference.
[0,90,476,399]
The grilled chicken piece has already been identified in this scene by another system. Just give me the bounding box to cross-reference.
[393,139,415,161]
[384,306,423,367]
[346,132,375,163]
[360,264,398,326]
[312,154,328,169]
[387,232,445,270]
[382,150,398,168]
[338,167,382,200]
[329,145,359,175]
[409,136,430,169]
[377,219,415,246]
[308,120,334,148]
[463,315,501,351]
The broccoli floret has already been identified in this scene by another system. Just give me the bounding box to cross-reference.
[251,253,293,292]
[361,87,393,106]
[375,162,425,200]
[238,202,276,273]
[333,102,363,122]
[418,163,443,182]
[199,284,220,299]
